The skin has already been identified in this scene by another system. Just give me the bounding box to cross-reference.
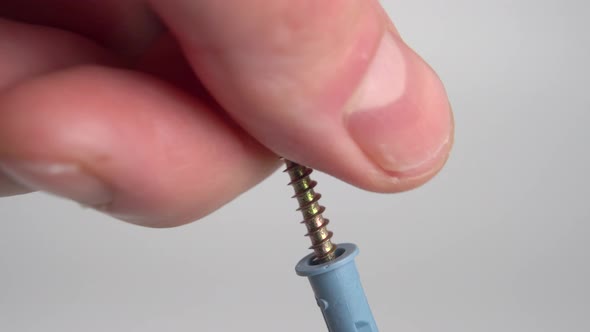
[0,0,454,227]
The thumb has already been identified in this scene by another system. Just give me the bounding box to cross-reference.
[149,0,453,192]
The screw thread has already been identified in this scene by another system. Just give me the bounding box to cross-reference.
[284,160,337,263]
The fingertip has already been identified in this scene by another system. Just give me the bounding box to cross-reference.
[345,31,453,179]
[0,172,32,197]
[148,0,453,194]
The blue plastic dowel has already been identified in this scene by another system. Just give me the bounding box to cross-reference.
[295,243,378,332]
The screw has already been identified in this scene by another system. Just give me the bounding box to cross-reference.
[284,159,337,263]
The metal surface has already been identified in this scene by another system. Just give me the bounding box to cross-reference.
[284,160,337,263]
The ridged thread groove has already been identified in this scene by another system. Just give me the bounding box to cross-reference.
[284,159,336,263]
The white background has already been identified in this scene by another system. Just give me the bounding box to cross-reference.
[1,0,589,331]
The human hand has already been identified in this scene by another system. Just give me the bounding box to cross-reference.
[0,0,453,227]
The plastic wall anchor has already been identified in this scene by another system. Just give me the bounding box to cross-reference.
[295,243,379,332]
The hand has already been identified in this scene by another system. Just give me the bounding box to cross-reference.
[0,0,453,227]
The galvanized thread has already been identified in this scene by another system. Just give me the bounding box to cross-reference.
[284,160,336,263]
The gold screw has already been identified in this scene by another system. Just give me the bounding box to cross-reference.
[284,159,337,263]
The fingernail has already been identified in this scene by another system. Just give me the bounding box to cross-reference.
[0,160,112,206]
[346,31,451,174]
